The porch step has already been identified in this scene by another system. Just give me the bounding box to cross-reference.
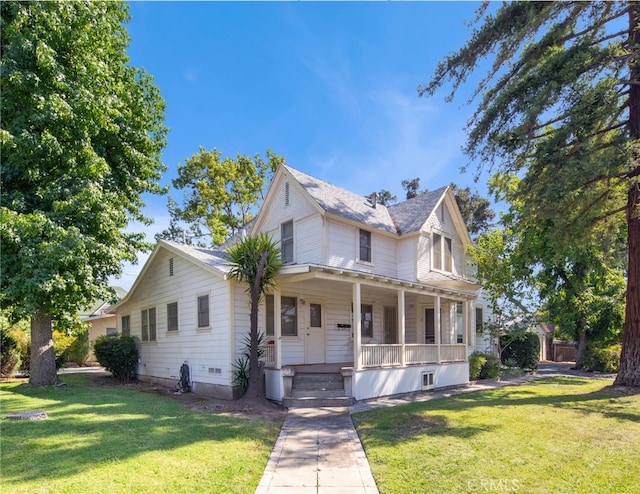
[284,371,354,408]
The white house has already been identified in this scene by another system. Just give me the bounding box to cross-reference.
[110,165,492,404]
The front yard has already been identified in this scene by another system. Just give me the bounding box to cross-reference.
[0,373,282,494]
[353,377,640,493]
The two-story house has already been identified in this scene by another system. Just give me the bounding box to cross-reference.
[110,165,488,404]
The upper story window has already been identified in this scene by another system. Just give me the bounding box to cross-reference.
[359,229,372,263]
[141,307,157,342]
[433,233,453,272]
[281,220,294,263]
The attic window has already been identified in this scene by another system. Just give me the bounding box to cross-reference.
[285,182,290,207]
[169,257,174,276]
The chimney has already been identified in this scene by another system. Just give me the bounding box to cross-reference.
[369,192,377,208]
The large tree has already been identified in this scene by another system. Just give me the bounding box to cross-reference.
[227,234,282,400]
[422,1,640,386]
[158,148,284,248]
[0,1,167,385]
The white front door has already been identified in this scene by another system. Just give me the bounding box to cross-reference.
[305,302,325,364]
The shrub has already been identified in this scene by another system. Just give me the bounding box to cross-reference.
[1,327,21,377]
[501,333,540,371]
[480,354,500,379]
[66,327,90,366]
[579,344,621,373]
[53,330,75,369]
[93,334,138,382]
[469,352,487,380]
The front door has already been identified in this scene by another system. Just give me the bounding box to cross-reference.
[305,302,325,364]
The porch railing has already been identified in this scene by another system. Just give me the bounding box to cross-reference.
[361,344,467,368]
[260,344,276,368]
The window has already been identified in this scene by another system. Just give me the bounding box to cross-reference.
[167,302,178,331]
[121,315,130,336]
[425,308,436,344]
[361,304,373,338]
[422,371,435,390]
[476,308,484,333]
[197,295,210,328]
[359,229,372,262]
[281,296,298,336]
[266,295,298,336]
[433,233,453,272]
[384,306,398,344]
[141,307,156,341]
[281,220,293,263]
[106,327,117,336]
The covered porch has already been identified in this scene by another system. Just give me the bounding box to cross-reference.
[258,265,478,402]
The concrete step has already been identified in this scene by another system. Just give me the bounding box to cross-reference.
[293,372,343,384]
[292,379,344,391]
[283,396,355,408]
[291,388,347,398]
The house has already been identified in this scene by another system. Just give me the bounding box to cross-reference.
[80,287,127,363]
[110,165,492,403]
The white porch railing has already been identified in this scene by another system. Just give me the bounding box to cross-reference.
[260,344,276,368]
[361,344,467,368]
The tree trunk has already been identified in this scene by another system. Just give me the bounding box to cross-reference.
[29,308,61,386]
[615,183,640,386]
[575,330,588,368]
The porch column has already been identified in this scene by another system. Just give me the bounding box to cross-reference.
[353,281,362,371]
[274,287,282,369]
[435,295,441,363]
[398,289,406,366]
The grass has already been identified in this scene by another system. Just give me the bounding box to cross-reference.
[0,374,282,493]
[353,377,640,494]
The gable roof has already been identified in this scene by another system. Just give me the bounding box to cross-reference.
[283,165,452,236]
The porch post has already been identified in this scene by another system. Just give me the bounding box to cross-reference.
[353,281,362,371]
[274,287,282,370]
[435,295,441,363]
[398,289,406,366]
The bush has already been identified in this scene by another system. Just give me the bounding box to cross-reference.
[480,353,500,379]
[1,327,21,377]
[93,334,138,382]
[469,352,487,380]
[501,333,540,371]
[53,330,75,369]
[579,344,621,373]
[66,327,90,366]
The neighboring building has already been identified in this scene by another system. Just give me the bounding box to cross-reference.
[81,287,127,362]
[111,165,492,403]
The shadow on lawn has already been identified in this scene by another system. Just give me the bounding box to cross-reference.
[0,374,281,485]
[354,377,640,447]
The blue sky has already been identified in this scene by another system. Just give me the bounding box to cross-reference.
[115,1,491,288]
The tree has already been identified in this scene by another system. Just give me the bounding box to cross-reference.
[449,183,495,237]
[421,1,640,386]
[0,1,167,385]
[401,177,422,199]
[375,189,397,206]
[227,234,282,400]
[158,148,284,248]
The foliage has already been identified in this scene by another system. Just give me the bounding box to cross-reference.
[480,353,500,378]
[401,178,422,199]
[52,330,74,369]
[232,356,250,390]
[502,357,519,369]
[227,234,282,399]
[65,326,90,366]
[500,333,540,371]
[375,189,397,206]
[449,183,495,237]
[0,373,282,493]
[0,1,167,385]
[421,1,640,385]
[158,148,284,248]
[0,327,21,377]
[469,352,499,380]
[579,344,622,373]
[93,334,138,382]
[353,378,640,493]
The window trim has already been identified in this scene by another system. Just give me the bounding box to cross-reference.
[361,303,373,338]
[197,294,210,329]
[281,219,294,264]
[167,301,179,332]
[358,229,372,264]
[432,232,453,273]
[141,307,157,342]
[121,315,131,337]
[265,293,298,338]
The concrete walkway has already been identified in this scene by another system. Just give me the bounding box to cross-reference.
[255,363,612,493]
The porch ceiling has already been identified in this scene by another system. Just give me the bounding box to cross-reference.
[278,263,479,300]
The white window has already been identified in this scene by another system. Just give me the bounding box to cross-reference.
[281,220,294,263]
[433,233,453,273]
[266,294,298,337]
[141,307,157,341]
[359,229,372,263]
[361,304,373,338]
[167,302,178,332]
[197,295,209,328]
[121,315,130,336]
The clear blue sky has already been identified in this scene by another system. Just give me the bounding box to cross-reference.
[115,1,491,288]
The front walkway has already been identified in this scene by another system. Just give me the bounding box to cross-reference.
[255,362,614,493]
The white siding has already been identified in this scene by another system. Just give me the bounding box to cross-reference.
[397,237,417,281]
[296,215,324,264]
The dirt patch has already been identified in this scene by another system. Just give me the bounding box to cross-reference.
[395,412,447,438]
[87,373,287,422]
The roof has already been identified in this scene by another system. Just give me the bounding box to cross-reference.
[284,165,448,236]
[160,240,231,274]
[79,286,128,319]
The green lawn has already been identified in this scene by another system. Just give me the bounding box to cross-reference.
[0,374,282,493]
[353,378,640,494]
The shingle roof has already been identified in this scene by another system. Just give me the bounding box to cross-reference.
[161,240,231,273]
[285,165,446,236]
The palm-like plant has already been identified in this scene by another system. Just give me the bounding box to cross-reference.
[227,233,282,399]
